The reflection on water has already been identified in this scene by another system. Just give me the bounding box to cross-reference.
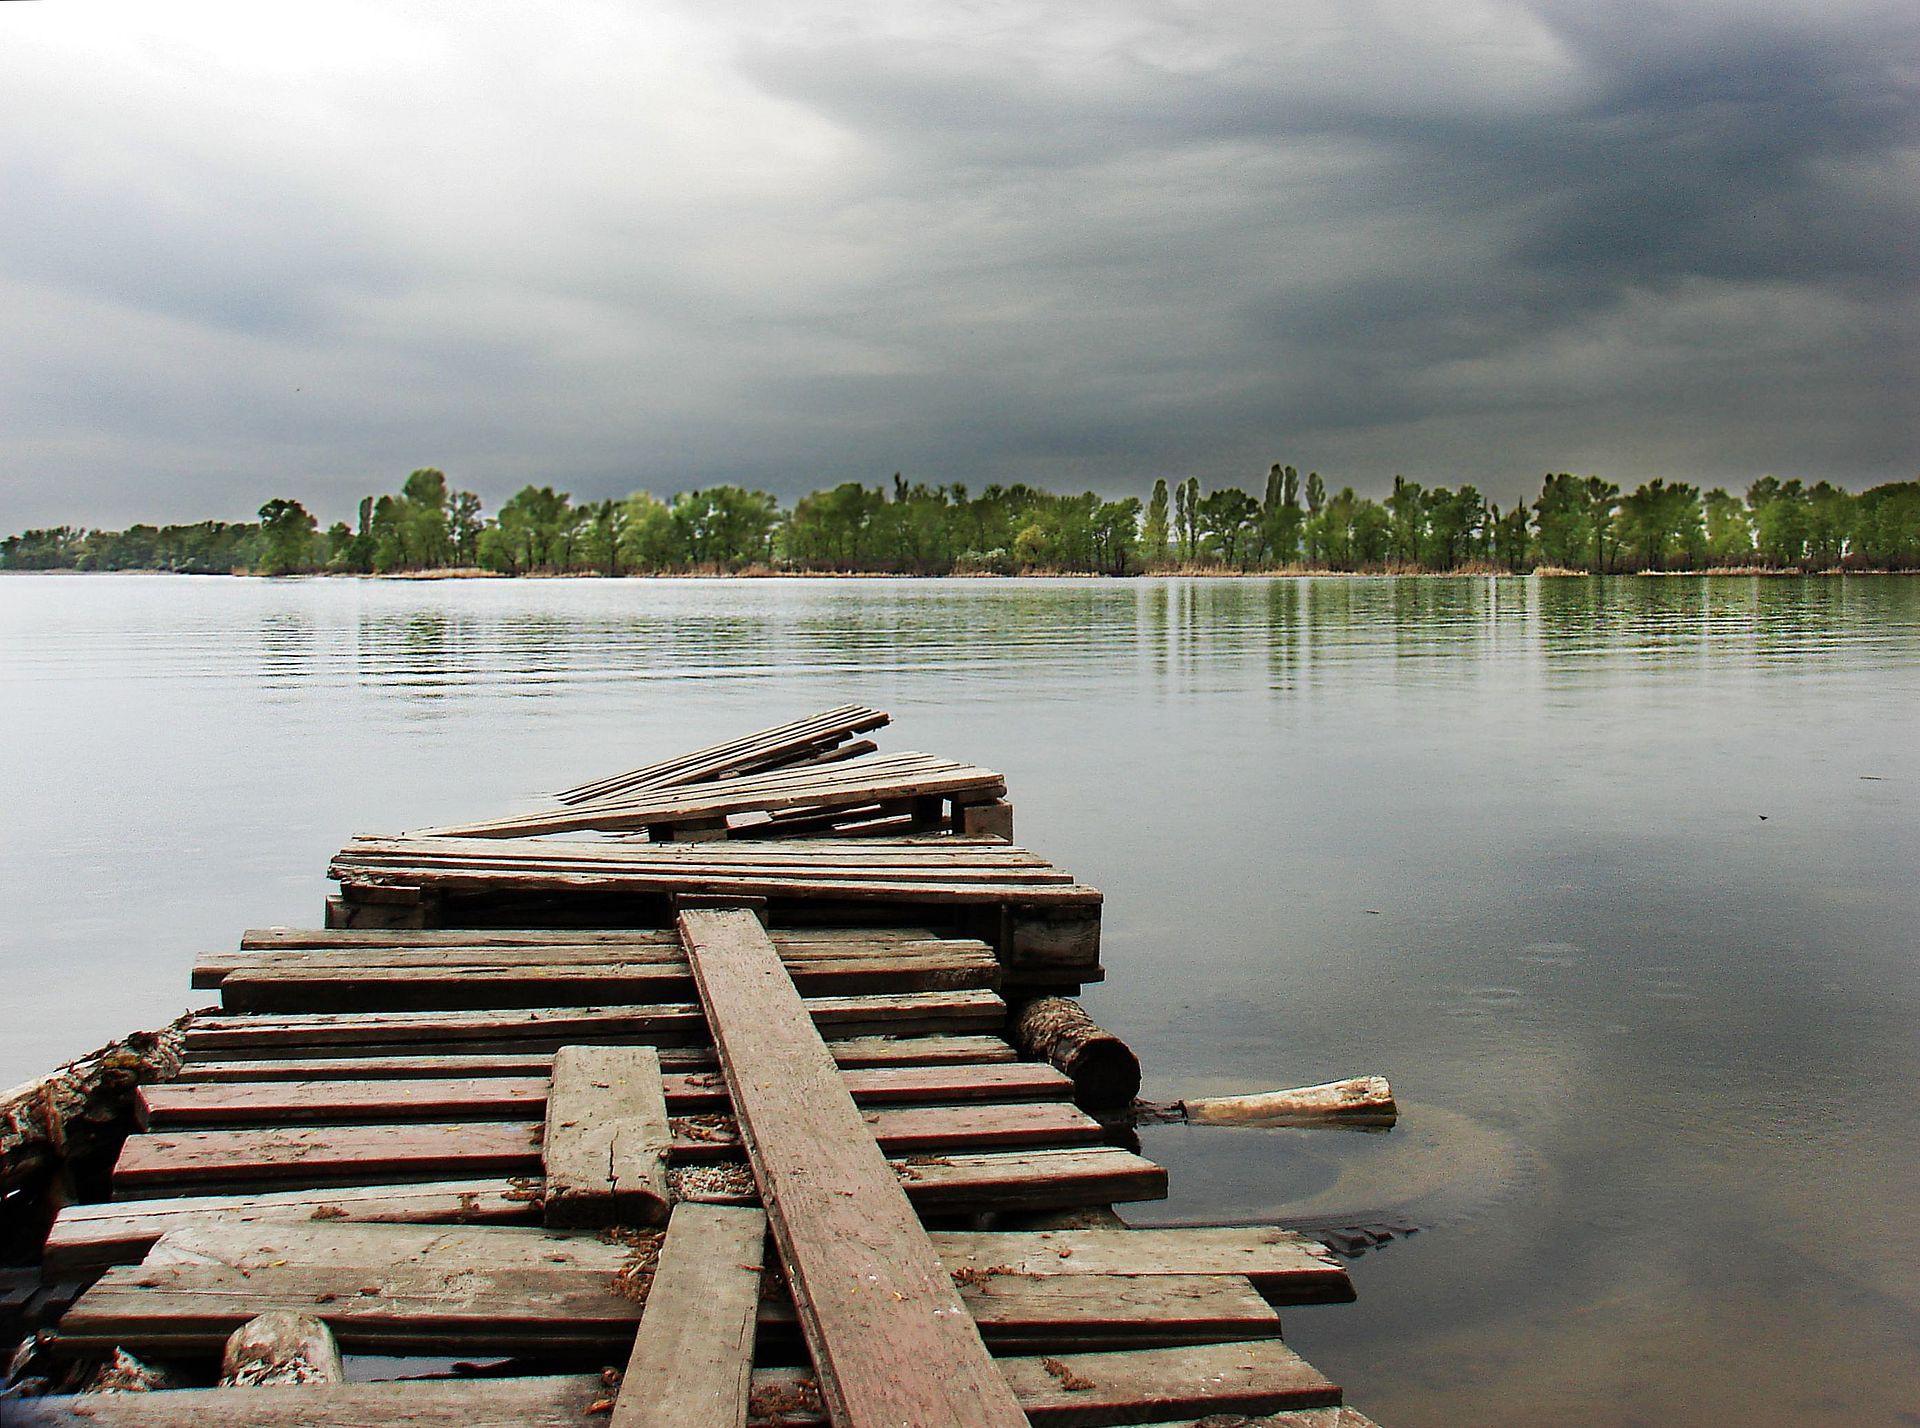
[2,572,1917,1426]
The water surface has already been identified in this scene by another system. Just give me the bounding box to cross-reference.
[2,572,1916,1425]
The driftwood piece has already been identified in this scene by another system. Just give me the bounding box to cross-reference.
[220,1311,344,1387]
[1182,1077,1397,1127]
[1011,998,1141,1110]
[1,1017,190,1196]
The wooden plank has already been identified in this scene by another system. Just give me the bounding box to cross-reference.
[613,1203,765,1428]
[413,753,1005,839]
[58,1221,1276,1357]
[210,941,1000,1010]
[679,905,1028,1426]
[543,1045,671,1228]
[43,1181,541,1277]
[0,1355,1348,1428]
[171,1034,1019,1082]
[112,1102,1107,1194]
[0,1377,611,1428]
[202,929,981,984]
[141,1062,1076,1128]
[929,1227,1354,1305]
[558,705,890,804]
[742,1342,1341,1425]
[179,988,1007,1057]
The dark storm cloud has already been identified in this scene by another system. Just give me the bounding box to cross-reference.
[0,1,1913,529]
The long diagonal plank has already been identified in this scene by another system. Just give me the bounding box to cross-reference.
[678,905,1029,1427]
[611,1203,766,1428]
[558,704,890,805]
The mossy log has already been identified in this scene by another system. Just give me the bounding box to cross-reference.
[1,1017,190,1197]
[1009,997,1140,1111]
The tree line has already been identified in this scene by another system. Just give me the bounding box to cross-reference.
[5,466,1917,575]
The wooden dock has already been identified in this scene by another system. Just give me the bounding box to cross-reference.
[1,708,1382,1427]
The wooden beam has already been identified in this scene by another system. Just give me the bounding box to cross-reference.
[542,1045,671,1228]
[679,904,1028,1427]
[611,1203,765,1428]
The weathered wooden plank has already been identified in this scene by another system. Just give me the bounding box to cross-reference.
[928,1227,1354,1305]
[412,752,1005,839]
[113,1101,1107,1194]
[0,1376,611,1428]
[59,1221,1280,1357]
[612,1203,765,1428]
[0,1359,1350,1428]
[179,988,1007,1057]
[171,1034,1020,1082]
[679,905,1028,1426]
[742,1341,1341,1425]
[559,705,890,804]
[43,1180,541,1276]
[142,1061,1076,1128]
[888,1147,1166,1212]
[543,1046,671,1228]
[209,942,1000,1010]
[201,930,987,988]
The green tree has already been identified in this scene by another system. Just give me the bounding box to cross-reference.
[1702,488,1754,565]
[256,498,318,574]
[1197,487,1258,566]
[1143,479,1170,566]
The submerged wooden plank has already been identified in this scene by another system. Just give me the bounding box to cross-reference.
[141,1062,1074,1128]
[612,1203,765,1428]
[543,1045,671,1228]
[679,905,1027,1427]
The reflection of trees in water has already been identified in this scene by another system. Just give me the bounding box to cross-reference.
[256,611,317,687]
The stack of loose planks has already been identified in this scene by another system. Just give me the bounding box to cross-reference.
[16,710,1380,1427]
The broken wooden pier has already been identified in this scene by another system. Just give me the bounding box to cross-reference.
[1,706,1383,1427]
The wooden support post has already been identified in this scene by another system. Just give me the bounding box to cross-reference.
[959,798,1014,841]
[542,1046,671,1228]
[910,793,946,829]
[611,1203,766,1428]
[1012,997,1141,1111]
[678,905,1028,1428]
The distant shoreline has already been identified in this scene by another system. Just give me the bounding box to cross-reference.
[7,565,1914,581]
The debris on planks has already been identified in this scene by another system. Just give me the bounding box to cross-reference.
[1181,1076,1398,1127]
[1012,996,1142,1110]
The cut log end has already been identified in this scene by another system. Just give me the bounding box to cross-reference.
[1010,998,1141,1111]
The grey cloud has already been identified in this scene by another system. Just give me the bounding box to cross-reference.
[0,0,1913,530]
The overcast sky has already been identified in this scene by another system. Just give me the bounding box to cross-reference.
[2,0,1915,529]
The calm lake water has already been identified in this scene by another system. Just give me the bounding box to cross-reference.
[2,571,1917,1424]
